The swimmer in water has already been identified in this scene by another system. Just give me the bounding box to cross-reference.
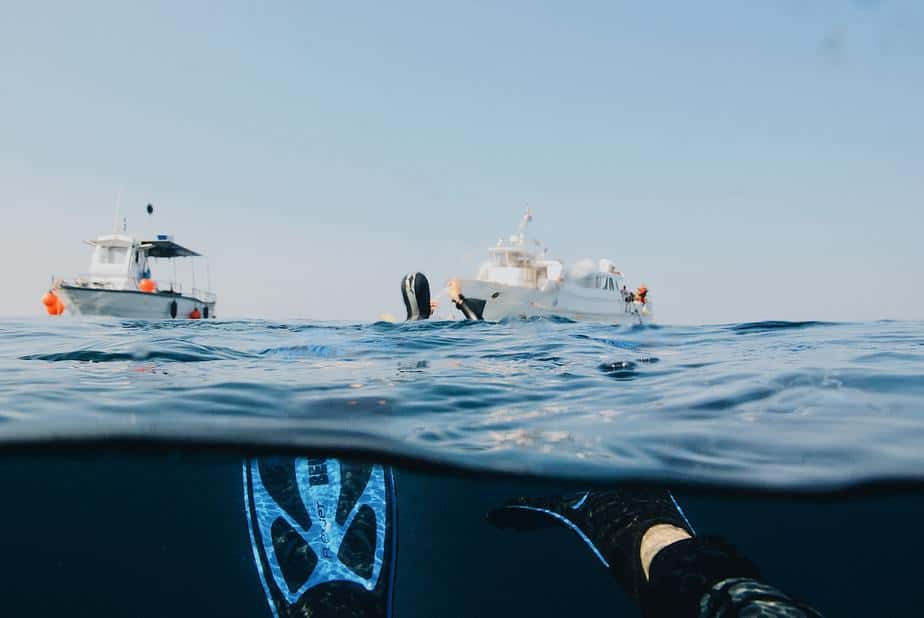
[400,272,484,321]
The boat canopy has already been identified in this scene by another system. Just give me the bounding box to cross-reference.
[140,239,201,258]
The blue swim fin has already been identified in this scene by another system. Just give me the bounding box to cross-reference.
[243,457,397,618]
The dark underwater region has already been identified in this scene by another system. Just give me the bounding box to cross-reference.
[1,453,922,617]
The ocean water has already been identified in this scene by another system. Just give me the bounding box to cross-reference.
[1,317,923,616]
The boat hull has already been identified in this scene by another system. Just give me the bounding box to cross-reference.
[456,279,652,324]
[57,285,217,319]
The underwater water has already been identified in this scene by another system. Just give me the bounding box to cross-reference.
[1,318,923,616]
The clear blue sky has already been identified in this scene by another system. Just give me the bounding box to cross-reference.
[2,1,921,323]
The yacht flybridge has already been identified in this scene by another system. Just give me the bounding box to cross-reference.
[454,211,652,323]
[44,228,216,320]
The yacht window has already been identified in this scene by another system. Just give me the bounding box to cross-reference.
[605,277,614,291]
[97,246,129,265]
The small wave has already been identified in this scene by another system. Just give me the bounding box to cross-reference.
[729,320,835,334]
[498,315,577,324]
[259,344,339,358]
[573,334,644,350]
[853,351,924,364]
[21,343,249,363]
[484,352,566,364]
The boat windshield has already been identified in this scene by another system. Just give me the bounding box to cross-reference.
[492,249,533,268]
[575,273,620,291]
[95,246,129,265]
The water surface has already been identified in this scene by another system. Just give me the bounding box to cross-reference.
[2,317,922,489]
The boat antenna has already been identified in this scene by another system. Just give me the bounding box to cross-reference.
[112,188,123,234]
[519,207,533,233]
[516,207,533,248]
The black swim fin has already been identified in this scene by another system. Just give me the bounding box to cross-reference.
[488,488,694,600]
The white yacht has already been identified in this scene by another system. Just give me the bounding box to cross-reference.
[49,231,216,319]
[455,212,652,323]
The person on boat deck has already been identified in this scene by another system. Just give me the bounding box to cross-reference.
[401,272,485,321]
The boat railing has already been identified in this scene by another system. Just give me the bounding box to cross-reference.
[192,288,217,303]
[70,274,127,290]
[65,276,213,301]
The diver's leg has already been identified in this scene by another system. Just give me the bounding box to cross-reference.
[489,488,822,617]
[640,523,692,579]
[448,279,485,320]
[644,533,823,617]
[454,296,485,320]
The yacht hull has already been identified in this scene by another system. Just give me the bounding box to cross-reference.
[57,285,217,319]
[457,279,652,324]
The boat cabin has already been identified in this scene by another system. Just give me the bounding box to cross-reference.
[479,243,563,289]
[81,234,147,290]
[77,233,205,295]
[573,259,627,295]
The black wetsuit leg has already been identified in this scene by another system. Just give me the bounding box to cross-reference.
[643,536,822,617]
[453,295,485,320]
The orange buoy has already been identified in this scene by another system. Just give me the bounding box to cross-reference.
[138,279,156,293]
[189,308,202,320]
[42,291,63,315]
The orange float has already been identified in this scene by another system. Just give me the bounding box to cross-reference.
[138,279,156,293]
[189,308,202,319]
[42,291,64,315]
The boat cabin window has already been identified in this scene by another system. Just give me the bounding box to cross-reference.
[494,250,532,268]
[592,274,617,291]
[95,246,129,265]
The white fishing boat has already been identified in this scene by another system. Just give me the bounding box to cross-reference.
[44,215,216,319]
[455,211,653,323]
